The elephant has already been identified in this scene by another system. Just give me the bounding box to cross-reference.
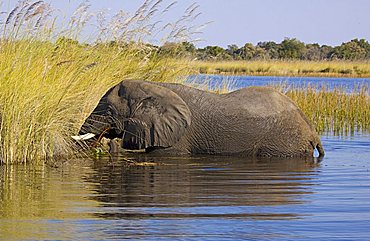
[75,79,325,158]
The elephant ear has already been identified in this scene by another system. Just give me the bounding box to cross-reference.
[120,81,191,150]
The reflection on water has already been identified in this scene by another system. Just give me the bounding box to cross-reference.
[0,133,370,240]
[87,156,317,220]
[0,164,98,240]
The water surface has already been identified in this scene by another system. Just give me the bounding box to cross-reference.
[187,74,370,91]
[0,133,369,240]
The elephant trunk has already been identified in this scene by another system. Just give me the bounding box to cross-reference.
[79,114,110,135]
[310,137,325,159]
[316,142,325,158]
[109,138,121,154]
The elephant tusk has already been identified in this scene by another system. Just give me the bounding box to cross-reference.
[71,133,96,141]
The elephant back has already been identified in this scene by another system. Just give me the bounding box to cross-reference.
[224,86,299,118]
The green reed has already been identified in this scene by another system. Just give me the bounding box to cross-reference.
[275,84,369,135]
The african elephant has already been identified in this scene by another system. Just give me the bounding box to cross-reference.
[75,80,324,158]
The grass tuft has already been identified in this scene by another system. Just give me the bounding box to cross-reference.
[283,84,369,135]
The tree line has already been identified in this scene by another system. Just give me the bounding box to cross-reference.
[158,38,370,61]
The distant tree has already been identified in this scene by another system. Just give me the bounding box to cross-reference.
[239,43,255,60]
[354,38,370,59]
[158,41,196,58]
[153,38,370,61]
[332,39,369,60]
[356,38,370,50]
[278,38,305,59]
[257,41,279,59]
[180,41,197,56]
[254,46,269,60]
[226,44,242,60]
[302,43,321,61]
[197,45,230,60]
[320,45,334,60]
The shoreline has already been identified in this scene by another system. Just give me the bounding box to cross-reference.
[190,60,370,78]
[197,71,370,78]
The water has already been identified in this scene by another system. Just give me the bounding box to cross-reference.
[1,76,369,240]
[187,74,370,91]
[0,134,369,240]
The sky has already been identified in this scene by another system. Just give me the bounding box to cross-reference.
[3,0,370,47]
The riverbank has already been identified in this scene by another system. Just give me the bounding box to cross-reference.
[190,60,370,77]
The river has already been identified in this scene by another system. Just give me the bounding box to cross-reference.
[187,74,370,92]
[0,75,369,240]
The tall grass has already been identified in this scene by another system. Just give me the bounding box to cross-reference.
[192,60,370,77]
[0,0,198,165]
[282,85,369,135]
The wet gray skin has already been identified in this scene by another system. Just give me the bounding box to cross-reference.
[78,80,324,159]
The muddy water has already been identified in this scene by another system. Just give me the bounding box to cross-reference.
[0,133,369,240]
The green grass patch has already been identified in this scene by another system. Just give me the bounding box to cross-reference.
[274,84,369,135]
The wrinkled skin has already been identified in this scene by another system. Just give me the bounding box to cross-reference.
[79,80,325,158]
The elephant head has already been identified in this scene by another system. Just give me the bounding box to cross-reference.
[76,80,192,151]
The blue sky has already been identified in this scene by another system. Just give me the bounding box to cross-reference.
[4,0,370,47]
